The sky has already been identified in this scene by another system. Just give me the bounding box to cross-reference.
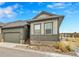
[0,2,79,33]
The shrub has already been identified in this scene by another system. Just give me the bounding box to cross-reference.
[54,41,74,52]
[53,42,59,49]
[58,41,69,52]
[66,41,74,51]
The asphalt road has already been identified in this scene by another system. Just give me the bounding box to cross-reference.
[0,47,52,57]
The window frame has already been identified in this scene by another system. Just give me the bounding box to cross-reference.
[44,22,53,35]
[34,23,41,35]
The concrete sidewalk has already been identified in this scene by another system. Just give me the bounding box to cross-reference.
[0,42,73,57]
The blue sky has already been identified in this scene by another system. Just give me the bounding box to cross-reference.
[0,2,79,33]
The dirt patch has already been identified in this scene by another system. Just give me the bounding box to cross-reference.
[15,43,77,56]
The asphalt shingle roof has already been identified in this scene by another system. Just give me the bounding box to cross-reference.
[2,20,28,28]
[0,22,5,27]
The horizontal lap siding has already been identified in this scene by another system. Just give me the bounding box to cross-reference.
[30,19,59,42]
[30,35,59,41]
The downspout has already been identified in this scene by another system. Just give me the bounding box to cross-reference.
[57,18,60,41]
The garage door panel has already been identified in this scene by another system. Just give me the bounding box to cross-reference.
[4,33,20,43]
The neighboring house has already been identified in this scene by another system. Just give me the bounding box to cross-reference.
[0,22,5,33]
[0,22,5,41]
[1,11,64,44]
[2,20,30,44]
[29,11,64,44]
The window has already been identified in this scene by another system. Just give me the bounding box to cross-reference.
[45,22,53,35]
[34,24,41,35]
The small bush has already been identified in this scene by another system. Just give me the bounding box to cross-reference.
[54,41,74,52]
[59,41,69,52]
[53,42,59,49]
[66,41,74,51]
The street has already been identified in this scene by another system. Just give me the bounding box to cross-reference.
[0,47,52,57]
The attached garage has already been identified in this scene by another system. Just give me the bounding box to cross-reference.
[2,20,30,44]
[4,32,20,43]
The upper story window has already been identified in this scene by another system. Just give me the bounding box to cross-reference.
[34,24,41,35]
[44,22,53,35]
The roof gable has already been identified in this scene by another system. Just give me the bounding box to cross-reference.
[33,11,57,20]
[31,11,64,27]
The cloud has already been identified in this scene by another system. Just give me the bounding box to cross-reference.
[32,10,38,13]
[47,5,53,8]
[47,2,65,9]
[32,10,41,14]
[13,3,20,9]
[0,2,5,6]
[47,2,72,9]
[64,10,79,14]
[0,3,20,19]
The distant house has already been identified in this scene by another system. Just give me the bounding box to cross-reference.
[1,11,64,44]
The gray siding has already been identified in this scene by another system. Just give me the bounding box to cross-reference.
[30,35,59,41]
[30,35,59,45]
[30,18,59,42]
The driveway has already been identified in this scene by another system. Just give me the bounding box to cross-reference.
[0,47,52,57]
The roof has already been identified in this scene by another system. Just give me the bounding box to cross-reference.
[33,11,58,19]
[30,11,64,27]
[2,20,28,29]
[0,22,5,27]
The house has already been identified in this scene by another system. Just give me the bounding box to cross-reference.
[1,11,64,44]
[29,11,64,44]
[2,20,30,44]
[0,22,5,42]
[0,22,5,33]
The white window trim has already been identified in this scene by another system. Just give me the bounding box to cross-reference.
[34,23,41,35]
[44,22,53,35]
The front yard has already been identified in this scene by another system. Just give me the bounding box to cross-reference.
[15,39,79,56]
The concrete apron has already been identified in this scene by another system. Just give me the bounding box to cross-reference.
[0,42,73,57]
[0,42,25,48]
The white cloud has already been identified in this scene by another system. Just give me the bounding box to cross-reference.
[47,2,72,9]
[64,10,79,14]
[32,10,37,13]
[13,3,20,9]
[0,2,5,6]
[32,10,38,13]
[32,10,41,14]
[47,2,65,9]
[0,3,20,19]
[47,5,53,8]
